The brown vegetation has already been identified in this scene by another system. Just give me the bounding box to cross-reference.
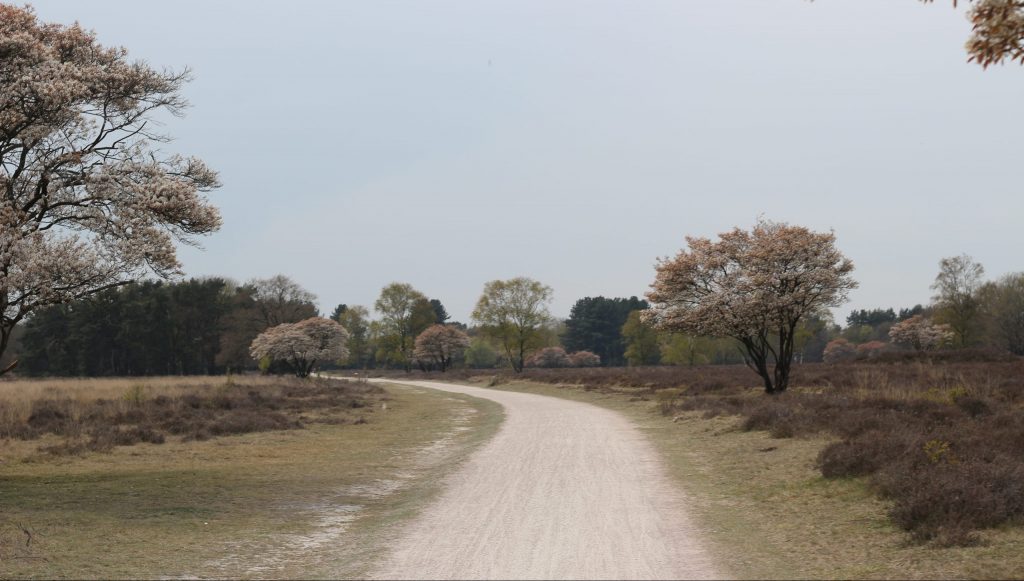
[358,358,1024,546]
[0,375,383,456]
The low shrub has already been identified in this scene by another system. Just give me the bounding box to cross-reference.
[408,360,1023,546]
[1,377,382,455]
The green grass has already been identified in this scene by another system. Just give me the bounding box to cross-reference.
[469,378,1024,580]
[0,382,503,579]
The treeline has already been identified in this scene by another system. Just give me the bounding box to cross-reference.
[14,253,1023,377]
[18,276,318,376]
[820,255,1024,361]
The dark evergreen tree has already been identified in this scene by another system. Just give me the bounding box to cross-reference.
[563,296,647,366]
[429,299,450,325]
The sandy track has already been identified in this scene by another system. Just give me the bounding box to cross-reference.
[367,379,720,580]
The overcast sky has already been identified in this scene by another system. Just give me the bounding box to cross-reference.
[31,1,1024,324]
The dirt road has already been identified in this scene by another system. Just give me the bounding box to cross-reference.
[367,379,720,580]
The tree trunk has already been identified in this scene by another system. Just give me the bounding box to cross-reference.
[0,327,13,376]
[738,337,775,394]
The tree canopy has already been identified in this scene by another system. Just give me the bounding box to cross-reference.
[563,296,647,366]
[922,0,1024,67]
[645,221,856,393]
[472,277,553,372]
[249,317,348,378]
[0,5,221,370]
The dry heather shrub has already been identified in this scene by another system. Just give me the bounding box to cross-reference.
[0,376,382,455]
[654,388,683,415]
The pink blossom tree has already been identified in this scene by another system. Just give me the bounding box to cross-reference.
[644,221,857,394]
[569,350,601,367]
[413,324,470,372]
[823,339,857,364]
[855,340,889,360]
[250,317,349,378]
[0,6,221,371]
[888,315,954,351]
[525,346,572,368]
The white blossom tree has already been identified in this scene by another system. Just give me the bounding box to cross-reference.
[644,221,857,394]
[413,324,470,372]
[250,317,349,378]
[889,315,954,351]
[0,6,221,371]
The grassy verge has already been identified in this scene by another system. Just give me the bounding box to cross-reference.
[0,380,503,579]
[460,378,1024,580]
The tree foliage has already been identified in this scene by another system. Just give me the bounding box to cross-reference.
[0,5,222,370]
[978,273,1024,355]
[21,279,231,375]
[931,254,985,346]
[374,283,433,370]
[922,0,1024,67]
[823,338,857,364]
[413,324,470,372]
[563,296,646,366]
[846,308,897,327]
[569,350,601,367]
[621,310,661,366]
[249,275,318,328]
[335,305,372,368]
[472,277,553,372]
[429,299,450,325]
[645,221,856,393]
[464,337,499,369]
[249,317,348,378]
[525,346,572,368]
[888,315,954,351]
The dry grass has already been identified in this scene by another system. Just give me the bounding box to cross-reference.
[0,376,268,441]
[0,379,504,579]
[0,375,381,456]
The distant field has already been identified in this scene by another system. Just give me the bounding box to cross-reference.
[0,376,503,579]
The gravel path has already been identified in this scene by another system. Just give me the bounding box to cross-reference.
[367,379,720,580]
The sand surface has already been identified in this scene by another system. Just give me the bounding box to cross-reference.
[367,379,720,580]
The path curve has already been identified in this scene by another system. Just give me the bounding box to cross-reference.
[367,379,720,580]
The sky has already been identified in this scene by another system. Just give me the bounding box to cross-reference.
[30,0,1024,324]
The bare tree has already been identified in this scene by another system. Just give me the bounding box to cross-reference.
[248,275,318,327]
[644,221,856,394]
[0,6,221,370]
[472,277,553,373]
[249,317,348,378]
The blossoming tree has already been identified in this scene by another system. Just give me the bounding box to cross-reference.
[413,324,470,372]
[888,315,954,351]
[644,221,857,394]
[0,6,221,371]
[250,317,349,378]
[525,346,572,368]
